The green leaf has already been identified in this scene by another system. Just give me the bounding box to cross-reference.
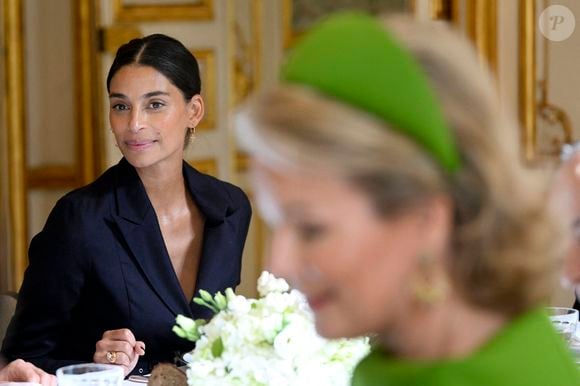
[211,337,224,358]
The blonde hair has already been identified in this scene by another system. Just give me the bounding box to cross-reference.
[236,16,563,316]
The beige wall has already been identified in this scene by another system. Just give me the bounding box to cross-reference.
[544,0,580,144]
[497,0,519,119]
[25,0,76,242]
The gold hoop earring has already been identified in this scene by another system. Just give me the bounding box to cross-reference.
[411,254,448,305]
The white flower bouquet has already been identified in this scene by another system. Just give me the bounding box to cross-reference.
[173,272,370,386]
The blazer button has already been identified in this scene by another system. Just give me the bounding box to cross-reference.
[138,368,144,374]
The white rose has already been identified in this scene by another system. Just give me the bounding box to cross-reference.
[257,271,290,297]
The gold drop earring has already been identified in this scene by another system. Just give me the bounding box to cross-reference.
[187,127,196,143]
[411,254,449,305]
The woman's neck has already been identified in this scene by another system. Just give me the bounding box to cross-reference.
[136,161,188,218]
[379,295,507,361]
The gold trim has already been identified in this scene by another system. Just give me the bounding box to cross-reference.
[251,0,262,92]
[27,166,81,189]
[189,158,218,177]
[235,153,250,173]
[281,0,420,49]
[100,24,142,55]
[430,0,450,20]
[465,0,497,74]
[281,0,307,49]
[113,0,213,22]
[193,49,216,131]
[3,0,101,289]
[227,0,235,109]
[282,0,293,48]
[450,0,461,25]
[231,0,262,106]
[254,210,266,273]
[519,0,536,161]
[408,0,416,14]
[235,153,266,275]
[5,0,27,290]
[75,0,101,183]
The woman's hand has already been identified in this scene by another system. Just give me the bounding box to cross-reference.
[94,328,146,376]
[0,359,56,386]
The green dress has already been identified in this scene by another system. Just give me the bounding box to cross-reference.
[352,309,580,386]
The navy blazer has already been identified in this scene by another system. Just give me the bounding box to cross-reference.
[1,158,252,375]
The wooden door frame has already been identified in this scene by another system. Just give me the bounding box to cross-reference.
[4,0,26,291]
[3,0,101,290]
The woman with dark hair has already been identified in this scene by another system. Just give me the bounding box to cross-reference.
[1,34,251,376]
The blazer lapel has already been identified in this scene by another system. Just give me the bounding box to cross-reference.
[110,159,190,317]
[183,163,240,316]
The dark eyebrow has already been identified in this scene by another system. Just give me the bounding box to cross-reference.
[108,91,170,99]
[143,91,170,98]
[573,218,580,229]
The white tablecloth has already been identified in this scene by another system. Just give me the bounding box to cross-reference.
[124,380,143,385]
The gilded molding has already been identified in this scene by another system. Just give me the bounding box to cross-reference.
[75,0,101,181]
[251,0,262,93]
[519,0,536,161]
[231,0,262,106]
[190,158,218,177]
[100,24,141,56]
[192,49,217,131]
[27,166,80,189]
[235,152,266,274]
[282,0,294,48]
[113,0,213,22]
[5,0,27,290]
[466,0,497,74]
[4,0,101,289]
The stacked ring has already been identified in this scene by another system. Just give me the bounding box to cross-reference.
[106,351,117,364]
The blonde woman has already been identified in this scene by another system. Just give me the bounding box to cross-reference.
[236,13,579,385]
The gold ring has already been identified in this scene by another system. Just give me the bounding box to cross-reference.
[106,351,117,364]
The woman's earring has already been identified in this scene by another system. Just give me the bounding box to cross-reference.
[189,127,196,140]
[411,254,449,305]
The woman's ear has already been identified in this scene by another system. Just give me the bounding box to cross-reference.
[188,94,205,128]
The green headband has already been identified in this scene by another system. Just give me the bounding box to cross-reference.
[281,12,461,173]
